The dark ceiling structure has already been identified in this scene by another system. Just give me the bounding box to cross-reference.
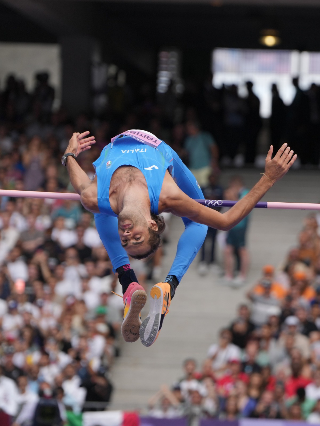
[2,0,320,78]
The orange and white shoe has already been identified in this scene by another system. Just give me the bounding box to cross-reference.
[121,282,147,343]
[139,282,171,347]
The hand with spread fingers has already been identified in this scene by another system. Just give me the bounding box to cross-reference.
[65,131,96,157]
[264,143,297,184]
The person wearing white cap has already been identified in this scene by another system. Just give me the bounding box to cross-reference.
[285,315,300,327]
[282,316,310,360]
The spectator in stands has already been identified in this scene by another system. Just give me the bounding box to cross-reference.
[0,364,18,426]
[19,214,44,257]
[270,83,286,153]
[198,170,224,275]
[229,304,254,349]
[310,331,320,367]
[16,375,38,415]
[178,359,202,400]
[305,368,320,401]
[184,120,218,187]
[6,246,28,281]
[185,388,216,425]
[308,399,320,423]
[219,395,240,420]
[79,212,101,248]
[72,225,92,262]
[252,265,287,300]
[216,359,249,397]
[247,279,280,326]
[198,359,215,382]
[81,368,113,411]
[22,136,48,191]
[242,340,261,375]
[147,385,183,418]
[286,77,310,166]
[2,300,23,340]
[0,211,20,264]
[285,349,312,398]
[222,84,246,164]
[33,72,55,119]
[293,270,316,302]
[61,364,86,413]
[287,386,316,420]
[282,316,311,360]
[14,381,65,426]
[207,329,241,376]
[3,346,23,381]
[244,81,262,164]
[251,390,280,419]
[51,217,77,249]
[223,176,250,285]
[296,305,318,336]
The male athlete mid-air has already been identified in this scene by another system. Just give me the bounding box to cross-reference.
[62,129,296,346]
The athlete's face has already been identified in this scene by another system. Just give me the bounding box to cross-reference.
[118,215,151,257]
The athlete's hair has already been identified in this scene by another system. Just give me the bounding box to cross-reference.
[130,213,166,260]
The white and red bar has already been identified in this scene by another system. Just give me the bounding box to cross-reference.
[0,190,319,211]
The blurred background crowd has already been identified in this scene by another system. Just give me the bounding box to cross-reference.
[1,0,320,423]
[0,66,320,426]
[148,214,320,424]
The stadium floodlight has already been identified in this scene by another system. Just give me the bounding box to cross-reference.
[260,29,281,47]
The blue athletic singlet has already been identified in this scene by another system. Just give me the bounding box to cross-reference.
[93,130,208,283]
[93,136,173,216]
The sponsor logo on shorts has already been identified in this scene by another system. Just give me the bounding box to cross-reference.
[106,161,112,168]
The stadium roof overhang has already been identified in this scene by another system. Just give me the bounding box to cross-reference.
[2,0,320,76]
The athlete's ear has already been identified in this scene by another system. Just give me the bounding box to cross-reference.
[148,219,158,232]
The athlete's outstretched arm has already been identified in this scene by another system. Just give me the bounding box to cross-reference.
[64,132,96,194]
[169,143,296,231]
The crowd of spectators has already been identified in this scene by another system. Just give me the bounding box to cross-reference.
[0,67,223,425]
[0,72,135,426]
[3,70,320,175]
[1,67,320,426]
[149,213,320,424]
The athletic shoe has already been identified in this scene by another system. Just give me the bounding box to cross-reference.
[198,262,208,276]
[231,275,246,287]
[209,263,221,275]
[139,282,171,347]
[221,275,233,286]
[121,282,147,343]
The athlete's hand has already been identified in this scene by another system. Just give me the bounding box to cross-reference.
[65,131,96,157]
[264,143,297,184]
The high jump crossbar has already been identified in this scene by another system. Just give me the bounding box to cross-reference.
[0,189,319,211]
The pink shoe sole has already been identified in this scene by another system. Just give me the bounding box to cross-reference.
[121,289,147,342]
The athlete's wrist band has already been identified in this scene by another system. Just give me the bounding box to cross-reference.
[61,152,77,166]
[165,275,179,298]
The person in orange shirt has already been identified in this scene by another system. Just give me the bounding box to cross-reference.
[252,265,287,300]
[293,270,316,301]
